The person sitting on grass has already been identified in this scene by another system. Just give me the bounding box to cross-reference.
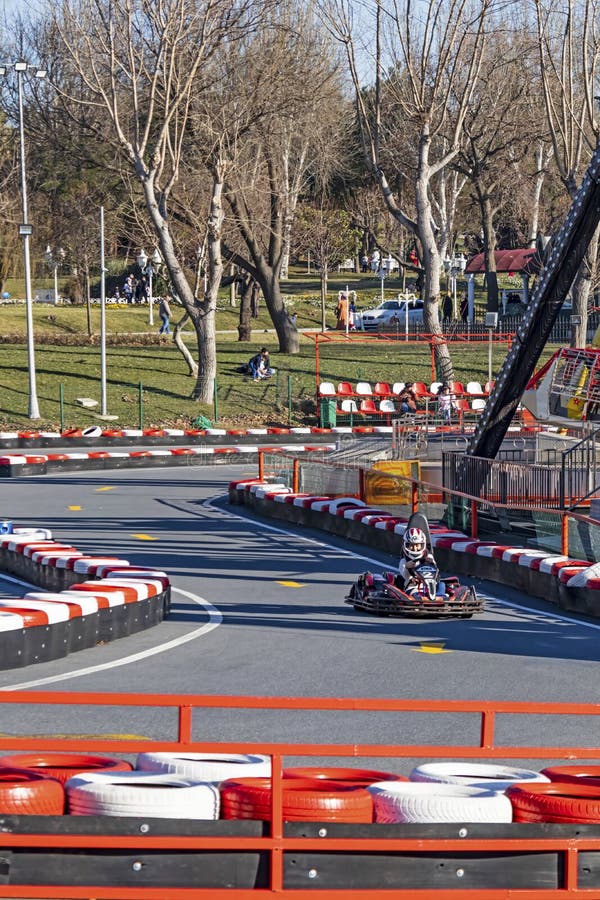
[248,348,275,380]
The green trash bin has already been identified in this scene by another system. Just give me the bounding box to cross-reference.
[319,398,337,428]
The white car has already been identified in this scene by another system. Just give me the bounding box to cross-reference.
[355,297,424,331]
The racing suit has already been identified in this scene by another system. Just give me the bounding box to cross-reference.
[397,552,438,593]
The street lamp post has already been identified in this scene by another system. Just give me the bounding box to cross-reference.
[137,248,162,326]
[44,245,65,305]
[1,61,46,418]
[443,252,467,319]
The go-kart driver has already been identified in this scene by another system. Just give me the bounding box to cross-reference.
[397,526,438,594]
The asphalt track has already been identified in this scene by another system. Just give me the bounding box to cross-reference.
[0,464,599,769]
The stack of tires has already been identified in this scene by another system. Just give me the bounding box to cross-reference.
[2,752,600,824]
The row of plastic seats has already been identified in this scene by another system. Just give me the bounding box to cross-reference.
[337,398,487,415]
[319,381,494,399]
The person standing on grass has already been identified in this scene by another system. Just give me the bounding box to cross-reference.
[158,295,172,334]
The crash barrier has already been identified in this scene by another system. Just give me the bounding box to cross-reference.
[0,443,338,477]
[0,528,170,669]
[2,692,600,896]
[230,478,600,618]
[256,449,600,562]
[0,427,348,448]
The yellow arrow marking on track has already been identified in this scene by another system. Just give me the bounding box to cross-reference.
[67,505,82,511]
[277,581,304,588]
[413,642,451,654]
[131,533,158,541]
[96,486,116,492]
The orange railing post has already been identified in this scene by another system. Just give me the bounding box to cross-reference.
[292,458,299,494]
[471,499,478,539]
[411,479,418,513]
[561,512,569,556]
[258,449,265,481]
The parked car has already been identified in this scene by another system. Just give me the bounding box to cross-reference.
[355,296,424,331]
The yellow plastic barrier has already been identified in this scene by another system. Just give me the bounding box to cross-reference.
[364,460,420,505]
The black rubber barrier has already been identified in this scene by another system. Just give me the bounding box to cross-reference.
[0,817,599,891]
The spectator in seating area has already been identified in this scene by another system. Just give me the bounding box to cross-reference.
[361,254,369,273]
[460,294,469,323]
[437,382,458,425]
[398,383,418,414]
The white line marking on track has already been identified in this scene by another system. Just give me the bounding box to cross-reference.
[0,587,222,691]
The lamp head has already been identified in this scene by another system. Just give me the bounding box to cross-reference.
[151,248,162,266]
[14,61,27,72]
[137,249,147,269]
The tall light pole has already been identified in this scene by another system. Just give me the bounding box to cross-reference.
[44,245,65,305]
[137,247,162,326]
[0,61,46,418]
[443,252,467,319]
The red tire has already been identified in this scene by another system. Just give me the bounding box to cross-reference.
[283,767,406,787]
[0,767,64,815]
[507,782,600,823]
[61,428,83,438]
[220,777,372,822]
[0,753,133,785]
[541,765,600,786]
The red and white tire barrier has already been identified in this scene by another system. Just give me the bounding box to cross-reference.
[0,753,133,785]
[368,781,513,823]
[66,771,220,819]
[409,762,550,793]
[136,752,271,784]
[220,777,373,823]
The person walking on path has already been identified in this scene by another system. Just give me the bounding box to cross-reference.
[158,295,172,334]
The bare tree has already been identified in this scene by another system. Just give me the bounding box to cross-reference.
[322,0,491,381]
[457,34,541,312]
[534,0,600,346]
[218,2,348,354]
[49,0,262,403]
[294,205,358,330]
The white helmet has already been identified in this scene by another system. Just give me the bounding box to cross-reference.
[403,527,427,561]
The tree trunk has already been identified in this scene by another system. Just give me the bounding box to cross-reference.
[481,195,498,313]
[173,313,198,376]
[84,260,92,337]
[237,274,253,341]
[569,227,598,348]
[320,268,328,332]
[255,269,299,353]
[415,149,453,383]
[139,171,216,401]
[528,143,552,247]
[191,167,223,401]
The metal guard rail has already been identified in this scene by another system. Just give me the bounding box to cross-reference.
[4,691,600,897]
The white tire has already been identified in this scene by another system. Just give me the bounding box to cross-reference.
[136,752,271,784]
[66,771,219,819]
[368,781,512,823]
[409,762,549,793]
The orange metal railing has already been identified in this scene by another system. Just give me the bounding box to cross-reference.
[3,691,600,897]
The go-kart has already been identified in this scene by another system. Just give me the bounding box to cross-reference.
[345,564,483,618]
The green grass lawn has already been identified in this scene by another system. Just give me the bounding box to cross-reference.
[0,270,549,430]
